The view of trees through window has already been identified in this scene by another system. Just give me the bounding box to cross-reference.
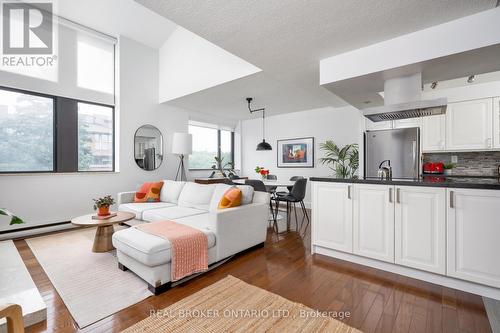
[78,103,113,171]
[188,124,233,169]
[0,89,54,172]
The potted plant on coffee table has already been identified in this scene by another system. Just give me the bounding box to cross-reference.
[93,195,115,216]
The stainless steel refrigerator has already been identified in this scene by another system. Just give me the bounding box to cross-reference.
[364,127,420,179]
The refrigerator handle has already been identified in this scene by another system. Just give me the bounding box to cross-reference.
[412,140,417,178]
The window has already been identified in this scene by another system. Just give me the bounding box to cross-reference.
[78,102,113,171]
[77,34,115,94]
[188,123,234,170]
[0,86,114,173]
[0,89,54,172]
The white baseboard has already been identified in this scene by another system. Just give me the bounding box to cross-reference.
[313,245,500,301]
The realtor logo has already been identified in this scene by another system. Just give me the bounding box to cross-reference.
[2,1,53,54]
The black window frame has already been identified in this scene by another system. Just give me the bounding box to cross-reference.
[0,85,115,174]
[188,124,235,171]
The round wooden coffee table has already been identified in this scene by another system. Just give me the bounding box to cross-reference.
[71,212,135,253]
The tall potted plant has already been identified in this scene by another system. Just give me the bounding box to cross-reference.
[319,141,359,179]
[0,209,24,225]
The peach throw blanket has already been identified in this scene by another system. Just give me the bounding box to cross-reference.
[136,220,208,281]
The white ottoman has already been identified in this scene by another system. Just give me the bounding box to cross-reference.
[112,226,218,294]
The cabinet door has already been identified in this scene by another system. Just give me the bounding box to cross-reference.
[353,184,395,263]
[493,97,500,148]
[422,114,445,152]
[447,189,500,288]
[365,118,392,131]
[446,98,493,150]
[312,182,353,253]
[395,186,446,274]
[393,118,421,129]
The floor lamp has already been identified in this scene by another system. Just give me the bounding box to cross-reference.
[172,132,192,181]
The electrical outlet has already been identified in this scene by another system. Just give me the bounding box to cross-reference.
[451,155,458,163]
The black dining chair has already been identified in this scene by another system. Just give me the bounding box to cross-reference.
[276,176,304,197]
[222,178,235,185]
[272,178,309,234]
[245,179,278,234]
[266,174,278,195]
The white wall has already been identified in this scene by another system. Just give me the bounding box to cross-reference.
[158,26,261,102]
[241,106,362,206]
[0,37,191,232]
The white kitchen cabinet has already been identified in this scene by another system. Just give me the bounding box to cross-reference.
[493,97,500,148]
[353,184,394,263]
[446,98,493,150]
[312,182,353,253]
[422,114,446,152]
[447,188,500,288]
[395,186,446,274]
[393,117,421,129]
[365,118,392,131]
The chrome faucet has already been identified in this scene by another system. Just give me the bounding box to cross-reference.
[378,160,392,180]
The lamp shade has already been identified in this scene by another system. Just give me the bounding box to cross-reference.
[172,132,192,155]
[256,139,272,151]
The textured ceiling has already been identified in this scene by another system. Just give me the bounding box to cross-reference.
[58,0,177,49]
[136,0,497,118]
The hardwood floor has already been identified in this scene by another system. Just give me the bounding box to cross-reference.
[14,213,492,333]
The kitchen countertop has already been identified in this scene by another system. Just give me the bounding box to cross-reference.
[309,175,500,190]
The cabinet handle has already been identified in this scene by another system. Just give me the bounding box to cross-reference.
[347,185,351,199]
[389,188,393,203]
[396,188,401,203]
[450,190,454,208]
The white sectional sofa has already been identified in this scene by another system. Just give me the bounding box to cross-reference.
[112,180,270,294]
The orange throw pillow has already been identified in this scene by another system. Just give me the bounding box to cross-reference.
[134,181,164,203]
[218,187,242,209]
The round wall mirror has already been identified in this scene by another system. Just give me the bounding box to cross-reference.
[134,125,163,170]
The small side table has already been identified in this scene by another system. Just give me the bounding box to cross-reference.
[71,212,135,252]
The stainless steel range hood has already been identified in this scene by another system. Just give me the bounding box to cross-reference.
[363,73,447,122]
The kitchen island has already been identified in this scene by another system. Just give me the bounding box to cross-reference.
[310,176,500,300]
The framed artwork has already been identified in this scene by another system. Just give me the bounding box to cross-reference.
[277,137,314,168]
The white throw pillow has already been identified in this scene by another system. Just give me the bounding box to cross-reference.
[160,180,186,203]
[177,182,216,210]
[209,184,255,212]
[236,185,255,205]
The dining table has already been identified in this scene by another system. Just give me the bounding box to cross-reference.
[233,178,297,232]
[232,178,296,188]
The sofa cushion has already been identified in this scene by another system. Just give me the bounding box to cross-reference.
[236,185,255,205]
[177,182,215,210]
[160,180,186,203]
[112,226,216,266]
[142,206,207,222]
[118,202,175,219]
[209,184,254,211]
[218,187,242,209]
[134,181,164,202]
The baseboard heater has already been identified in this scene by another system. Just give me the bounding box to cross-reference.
[0,221,71,236]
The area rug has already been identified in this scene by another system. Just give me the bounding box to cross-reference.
[122,275,360,333]
[26,227,152,328]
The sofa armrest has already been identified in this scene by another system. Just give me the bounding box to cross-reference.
[117,191,136,205]
[209,202,269,260]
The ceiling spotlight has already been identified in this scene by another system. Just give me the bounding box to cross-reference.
[431,82,438,90]
[467,75,475,84]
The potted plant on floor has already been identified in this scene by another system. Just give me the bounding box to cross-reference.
[0,209,24,225]
[93,195,115,216]
[319,141,359,179]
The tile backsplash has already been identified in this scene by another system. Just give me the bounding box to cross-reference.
[423,151,500,176]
